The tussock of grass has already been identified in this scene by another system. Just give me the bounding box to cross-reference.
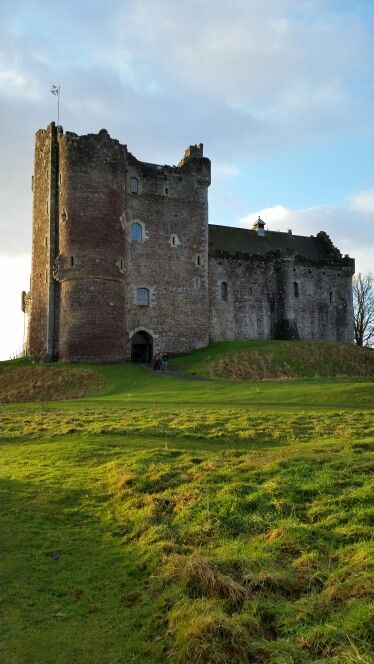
[0,364,105,402]
[173,340,374,380]
[111,444,374,662]
[2,406,373,446]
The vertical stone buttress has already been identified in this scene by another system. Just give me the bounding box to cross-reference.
[274,252,299,340]
[28,123,59,360]
[55,129,127,361]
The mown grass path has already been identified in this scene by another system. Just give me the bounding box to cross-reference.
[1,359,373,663]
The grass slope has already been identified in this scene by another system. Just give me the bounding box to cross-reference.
[172,340,374,380]
[1,351,373,663]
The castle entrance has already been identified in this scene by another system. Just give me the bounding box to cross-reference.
[131,330,153,363]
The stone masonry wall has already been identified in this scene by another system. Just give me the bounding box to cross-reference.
[209,252,354,343]
[55,129,127,361]
[124,149,210,357]
[28,124,59,359]
[26,123,353,361]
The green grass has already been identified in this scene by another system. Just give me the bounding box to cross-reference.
[172,340,374,380]
[1,346,373,663]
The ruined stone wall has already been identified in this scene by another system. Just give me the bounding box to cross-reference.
[209,252,354,343]
[123,149,210,356]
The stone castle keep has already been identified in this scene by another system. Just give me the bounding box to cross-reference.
[23,123,355,362]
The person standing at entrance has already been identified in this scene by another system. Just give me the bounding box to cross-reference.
[161,352,169,371]
[153,352,161,370]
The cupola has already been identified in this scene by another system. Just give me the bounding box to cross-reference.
[252,216,266,237]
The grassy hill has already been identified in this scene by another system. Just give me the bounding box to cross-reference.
[172,340,374,380]
[1,345,373,663]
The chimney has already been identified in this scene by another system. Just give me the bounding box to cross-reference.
[252,216,266,237]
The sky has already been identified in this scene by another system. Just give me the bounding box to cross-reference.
[0,0,373,359]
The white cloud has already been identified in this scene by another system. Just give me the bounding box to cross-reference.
[237,197,374,274]
[350,188,374,213]
[213,163,240,178]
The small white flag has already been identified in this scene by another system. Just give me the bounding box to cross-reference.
[51,85,59,96]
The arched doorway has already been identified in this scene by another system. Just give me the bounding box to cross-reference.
[131,330,153,363]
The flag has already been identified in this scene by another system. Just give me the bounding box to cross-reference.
[51,85,59,96]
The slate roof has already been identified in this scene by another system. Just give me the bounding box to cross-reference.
[208,224,333,262]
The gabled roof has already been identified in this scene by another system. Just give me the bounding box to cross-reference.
[208,224,338,262]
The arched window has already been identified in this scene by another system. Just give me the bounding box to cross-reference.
[221,282,228,301]
[136,287,150,306]
[130,177,138,194]
[131,223,143,242]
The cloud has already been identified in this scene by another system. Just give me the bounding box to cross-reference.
[350,188,374,213]
[213,163,240,178]
[237,195,374,274]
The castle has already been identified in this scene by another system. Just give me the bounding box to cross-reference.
[22,123,355,362]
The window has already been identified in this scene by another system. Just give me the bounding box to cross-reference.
[120,258,125,271]
[221,282,228,301]
[70,256,74,267]
[136,287,149,306]
[45,236,48,247]
[293,282,299,298]
[196,254,202,266]
[165,187,169,195]
[130,177,138,194]
[131,223,143,242]
[193,277,201,289]
[170,234,179,247]
[329,291,333,303]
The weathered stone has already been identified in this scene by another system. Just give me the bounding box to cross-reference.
[23,123,354,362]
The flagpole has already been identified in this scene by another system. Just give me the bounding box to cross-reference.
[57,86,60,126]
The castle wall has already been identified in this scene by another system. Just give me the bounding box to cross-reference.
[123,151,210,356]
[28,124,59,359]
[26,123,354,362]
[209,255,275,341]
[209,252,354,343]
[56,129,127,361]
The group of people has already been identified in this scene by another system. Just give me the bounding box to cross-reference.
[152,352,169,371]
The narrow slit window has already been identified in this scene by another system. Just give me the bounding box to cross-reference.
[196,254,201,266]
[131,223,143,242]
[170,234,178,247]
[70,256,74,267]
[165,187,169,195]
[293,282,299,298]
[329,291,332,303]
[136,287,150,306]
[45,236,48,248]
[130,177,139,194]
[221,282,228,301]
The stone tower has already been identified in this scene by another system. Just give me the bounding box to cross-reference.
[26,123,211,361]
